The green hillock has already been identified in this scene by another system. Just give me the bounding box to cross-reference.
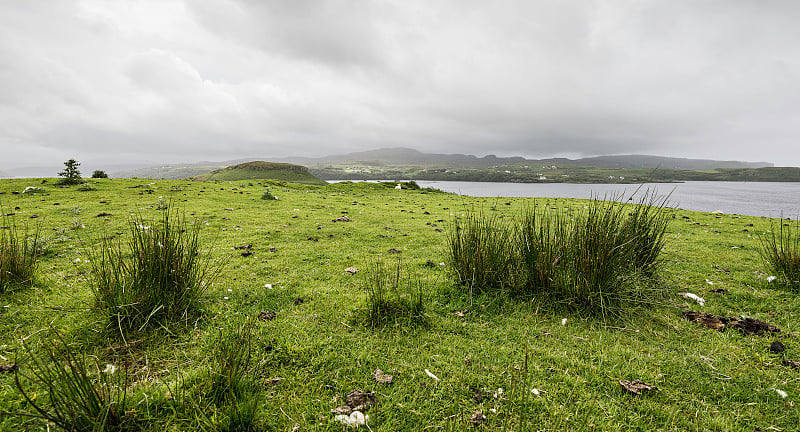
[193,161,326,184]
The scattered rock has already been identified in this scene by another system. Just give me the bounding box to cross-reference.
[258,311,276,321]
[95,212,112,217]
[388,248,402,253]
[334,410,368,428]
[710,288,729,294]
[240,250,253,257]
[269,247,277,252]
[0,364,18,373]
[424,260,437,268]
[345,267,358,275]
[223,208,234,211]
[265,377,283,386]
[683,311,726,330]
[346,390,377,411]
[29,215,38,219]
[782,359,800,369]
[333,216,351,222]
[233,244,252,250]
[770,341,786,353]
[680,292,705,306]
[308,236,319,242]
[372,368,393,384]
[331,405,352,415]
[469,409,485,425]
[452,310,468,317]
[619,380,657,395]
[471,387,483,403]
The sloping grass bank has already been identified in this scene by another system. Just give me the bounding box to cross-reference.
[0,178,798,431]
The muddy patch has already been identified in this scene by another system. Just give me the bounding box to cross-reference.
[683,310,780,335]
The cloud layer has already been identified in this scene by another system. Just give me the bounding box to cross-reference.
[2,0,799,168]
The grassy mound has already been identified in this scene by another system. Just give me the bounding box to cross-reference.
[193,161,326,185]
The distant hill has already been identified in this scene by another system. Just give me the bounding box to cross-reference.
[192,161,326,185]
[289,147,771,170]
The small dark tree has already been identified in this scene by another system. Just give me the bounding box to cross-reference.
[91,170,109,179]
[57,159,83,185]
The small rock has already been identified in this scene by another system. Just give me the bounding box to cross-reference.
[331,405,352,415]
[269,247,277,252]
[223,208,234,211]
[95,212,112,217]
[333,216,351,222]
[782,359,800,369]
[258,311,276,321]
[710,288,729,294]
[233,244,252,250]
[388,248,402,253]
[240,250,253,257]
[345,267,358,275]
[770,341,786,353]
[619,380,657,395]
[452,310,468,317]
[0,364,18,373]
[346,390,377,411]
[469,409,485,425]
[372,368,393,384]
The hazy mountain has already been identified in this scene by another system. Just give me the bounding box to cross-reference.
[289,147,772,170]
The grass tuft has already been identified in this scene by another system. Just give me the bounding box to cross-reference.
[13,331,131,431]
[88,206,217,336]
[448,192,672,317]
[0,212,39,292]
[357,258,427,328]
[758,218,800,290]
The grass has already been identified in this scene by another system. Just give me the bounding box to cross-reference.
[448,192,672,317]
[0,212,38,292]
[88,207,216,337]
[758,218,800,290]
[356,259,427,328]
[12,331,131,431]
[0,178,798,431]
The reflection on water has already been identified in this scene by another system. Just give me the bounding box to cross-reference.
[413,181,800,218]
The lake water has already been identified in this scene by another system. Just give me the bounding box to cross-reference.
[411,181,800,218]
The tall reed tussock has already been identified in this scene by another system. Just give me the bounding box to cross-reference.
[448,192,672,317]
[0,213,39,292]
[89,207,216,335]
[13,332,131,431]
[758,219,800,290]
[358,258,427,328]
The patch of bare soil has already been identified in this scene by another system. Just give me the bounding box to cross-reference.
[683,310,780,335]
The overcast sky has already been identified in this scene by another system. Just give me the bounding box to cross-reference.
[2,0,799,170]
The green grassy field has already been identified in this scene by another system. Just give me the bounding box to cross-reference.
[0,178,798,431]
[194,162,326,185]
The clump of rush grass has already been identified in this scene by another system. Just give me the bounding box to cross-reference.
[447,191,672,318]
[12,331,131,431]
[357,258,427,328]
[758,218,800,290]
[448,211,517,296]
[88,207,217,336]
[0,212,39,292]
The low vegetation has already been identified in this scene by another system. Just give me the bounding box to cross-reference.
[759,218,800,290]
[0,178,798,431]
[448,193,671,317]
[88,207,215,336]
[0,213,38,292]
